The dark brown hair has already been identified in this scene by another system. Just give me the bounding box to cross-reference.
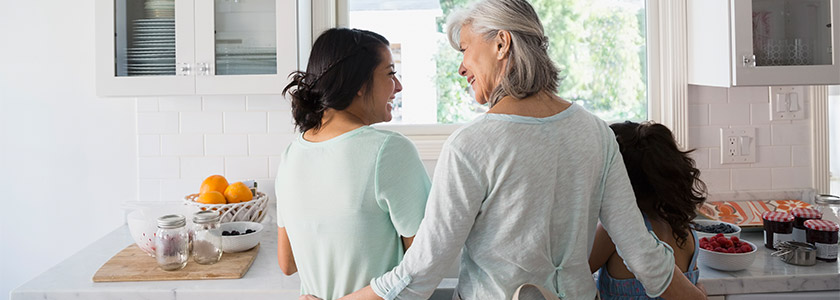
[282,28,390,133]
[610,121,707,247]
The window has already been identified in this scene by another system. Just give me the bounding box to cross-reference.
[343,0,648,125]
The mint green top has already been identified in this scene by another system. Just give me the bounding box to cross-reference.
[274,126,430,300]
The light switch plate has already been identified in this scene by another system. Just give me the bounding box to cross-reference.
[769,86,806,120]
[720,127,756,164]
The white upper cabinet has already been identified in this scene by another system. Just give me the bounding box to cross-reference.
[95,0,297,96]
[688,0,839,87]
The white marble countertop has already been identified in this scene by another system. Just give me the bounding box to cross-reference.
[11,201,839,299]
[697,230,839,296]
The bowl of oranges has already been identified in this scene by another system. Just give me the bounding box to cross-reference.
[184,175,268,223]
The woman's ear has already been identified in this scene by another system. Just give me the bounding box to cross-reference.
[495,30,511,60]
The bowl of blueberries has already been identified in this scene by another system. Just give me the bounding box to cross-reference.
[692,219,741,240]
[220,221,263,253]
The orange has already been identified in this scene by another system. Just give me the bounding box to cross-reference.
[197,191,226,205]
[200,175,228,195]
[224,181,253,203]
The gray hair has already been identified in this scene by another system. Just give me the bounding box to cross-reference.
[446,0,560,106]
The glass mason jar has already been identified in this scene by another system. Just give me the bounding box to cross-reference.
[815,194,840,220]
[155,214,190,271]
[192,210,223,264]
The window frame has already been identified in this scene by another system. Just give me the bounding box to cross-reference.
[301,0,685,160]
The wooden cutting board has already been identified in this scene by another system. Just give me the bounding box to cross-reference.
[92,243,260,282]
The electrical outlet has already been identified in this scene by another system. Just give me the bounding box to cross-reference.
[720,128,756,164]
[769,86,806,120]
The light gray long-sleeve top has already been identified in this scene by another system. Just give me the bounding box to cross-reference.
[370,104,676,300]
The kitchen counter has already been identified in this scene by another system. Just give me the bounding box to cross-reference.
[697,231,839,296]
[11,223,838,299]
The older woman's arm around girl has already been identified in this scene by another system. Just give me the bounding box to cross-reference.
[340,1,705,299]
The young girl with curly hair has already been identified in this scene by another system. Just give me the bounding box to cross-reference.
[589,121,708,300]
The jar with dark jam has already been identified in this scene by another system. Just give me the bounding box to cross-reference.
[762,211,794,250]
[804,219,839,262]
[790,208,822,243]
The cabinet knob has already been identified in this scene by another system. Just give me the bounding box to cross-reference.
[179,63,192,76]
[197,63,211,76]
[743,55,756,67]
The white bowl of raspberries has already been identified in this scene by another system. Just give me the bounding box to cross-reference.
[698,233,757,271]
[692,219,741,240]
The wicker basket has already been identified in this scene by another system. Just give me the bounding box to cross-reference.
[183,191,268,223]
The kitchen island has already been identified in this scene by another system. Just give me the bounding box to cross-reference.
[11,224,839,299]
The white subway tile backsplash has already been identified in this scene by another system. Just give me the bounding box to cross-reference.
[161,134,204,156]
[138,180,161,202]
[771,167,812,189]
[732,168,772,190]
[224,112,267,133]
[180,157,225,180]
[750,103,771,125]
[689,104,709,126]
[137,112,179,134]
[181,112,223,134]
[754,125,772,146]
[138,135,160,157]
[699,169,731,192]
[203,95,246,111]
[160,179,197,201]
[136,98,158,112]
[247,95,291,111]
[225,157,269,181]
[268,156,282,178]
[159,96,202,112]
[256,179,275,202]
[791,145,810,167]
[269,111,296,134]
[138,157,180,179]
[688,126,722,148]
[771,123,810,145]
[709,103,751,125]
[688,85,728,104]
[689,147,710,169]
[205,134,248,156]
[728,86,769,103]
[751,146,791,168]
[249,134,295,156]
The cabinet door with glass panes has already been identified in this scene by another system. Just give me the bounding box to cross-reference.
[95,0,296,97]
[688,0,839,87]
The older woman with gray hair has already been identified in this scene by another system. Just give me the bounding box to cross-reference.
[334,0,706,299]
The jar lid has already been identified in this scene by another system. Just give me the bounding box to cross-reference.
[791,208,822,219]
[157,214,186,229]
[193,210,220,224]
[804,219,839,232]
[762,211,794,222]
[815,194,840,205]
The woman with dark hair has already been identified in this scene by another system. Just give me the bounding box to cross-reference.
[274,28,430,300]
[589,121,708,299]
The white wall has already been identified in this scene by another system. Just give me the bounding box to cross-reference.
[0,1,138,299]
[687,85,813,192]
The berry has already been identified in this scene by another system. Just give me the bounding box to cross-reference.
[245,229,255,234]
[222,231,231,236]
[231,230,241,236]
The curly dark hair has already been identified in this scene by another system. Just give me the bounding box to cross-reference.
[610,121,707,247]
